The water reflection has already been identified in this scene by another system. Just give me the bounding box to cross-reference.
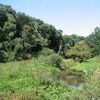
[57,71,85,88]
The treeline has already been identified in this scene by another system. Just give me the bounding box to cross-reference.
[0,4,63,62]
[0,4,100,63]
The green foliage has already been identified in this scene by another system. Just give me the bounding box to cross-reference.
[85,27,100,56]
[39,24,63,52]
[39,47,54,56]
[3,22,16,39]
[0,7,8,28]
[66,41,92,62]
[0,58,100,100]
[62,34,84,56]
[0,59,60,98]
[70,57,100,76]
[46,54,63,68]
[60,59,78,70]
[0,4,62,62]
[0,50,7,62]
[1,3,100,100]
[38,49,63,68]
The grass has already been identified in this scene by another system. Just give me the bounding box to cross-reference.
[0,59,60,97]
[0,57,100,100]
[0,58,77,100]
[70,57,100,76]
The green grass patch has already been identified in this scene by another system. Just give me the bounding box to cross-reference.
[0,57,100,100]
[70,57,100,76]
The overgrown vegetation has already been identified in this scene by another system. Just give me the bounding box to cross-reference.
[0,4,100,100]
[0,57,100,100]
[0,4,62,62]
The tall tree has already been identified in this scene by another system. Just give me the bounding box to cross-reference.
[85,27,100,56]
[66,41,92,62]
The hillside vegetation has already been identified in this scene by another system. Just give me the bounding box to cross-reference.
[0,4,100,100]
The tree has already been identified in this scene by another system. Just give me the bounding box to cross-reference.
[0,4,63,62]
[0,43,6,62]
[0,7,8,28]
[65,41,92,62]
[62,34,84,57]
[85,27,100,56]
[13,38,23,60]
[39,24,62,52]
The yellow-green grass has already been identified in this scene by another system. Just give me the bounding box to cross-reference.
[0,59,85,100]
[0,59,59,95]
[70,57,100,76]
[0,57,100,100]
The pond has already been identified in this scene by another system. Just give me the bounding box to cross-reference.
[57,71,85,88]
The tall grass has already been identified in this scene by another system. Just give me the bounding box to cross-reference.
[70,58,100,76]
[0,57,100,100]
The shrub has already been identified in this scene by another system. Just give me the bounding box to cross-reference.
[60,59,78,70]
[38,53,63,68]
[39,47,54,56]
[65,41,92,62]
[0,50,7,62]
[38,48,63,68]
[47,54,63,68]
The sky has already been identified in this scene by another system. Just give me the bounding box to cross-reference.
[0,0,100,36]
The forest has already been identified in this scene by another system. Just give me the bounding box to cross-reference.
[0,4,100,100]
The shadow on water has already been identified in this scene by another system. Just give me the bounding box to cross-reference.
[57,71,85,88]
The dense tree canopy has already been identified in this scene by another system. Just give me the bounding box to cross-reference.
[0,4,62,62]
[60,34,84,57]
[85,27,100,56]
[0,4,99,63]
[65,41,92,62]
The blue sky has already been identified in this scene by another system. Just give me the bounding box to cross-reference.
[0,0,100,36]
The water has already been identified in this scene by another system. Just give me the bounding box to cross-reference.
[57,71,85,88]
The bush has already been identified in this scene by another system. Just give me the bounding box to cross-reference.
[38,53,63,68]
[60,59,78,70]
[0,50,7,62]
[47,54,63,68]
[65,41,92,62]
[39,47,54,56]
[38,48,63,68]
